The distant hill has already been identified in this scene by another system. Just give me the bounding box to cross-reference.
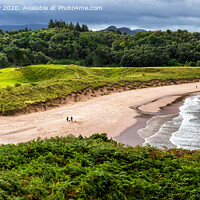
[0,24,48,32]
[104,25,146,35]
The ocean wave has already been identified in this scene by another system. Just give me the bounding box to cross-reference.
[138,114,178,149]
[170,95,200,150]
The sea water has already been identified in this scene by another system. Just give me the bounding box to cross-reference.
[138,94,200,150]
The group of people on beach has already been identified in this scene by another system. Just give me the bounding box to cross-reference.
[66,116,73,122]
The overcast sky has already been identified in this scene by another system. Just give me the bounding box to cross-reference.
[1,0,200,31]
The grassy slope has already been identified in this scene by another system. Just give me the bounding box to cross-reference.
[1,65,200,115]
[0,134,199,199]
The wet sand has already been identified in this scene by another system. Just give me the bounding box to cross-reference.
[0,82,200,145]
[115,92,199,147]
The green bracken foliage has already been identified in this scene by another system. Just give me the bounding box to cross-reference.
[0,133,200,199]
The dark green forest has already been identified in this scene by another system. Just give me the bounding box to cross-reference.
[1,20,200,68]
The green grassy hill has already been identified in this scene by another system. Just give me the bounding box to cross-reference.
[0,134,199,199]
[1,65,200,115]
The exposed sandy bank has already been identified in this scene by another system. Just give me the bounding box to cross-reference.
[0,82,199,144]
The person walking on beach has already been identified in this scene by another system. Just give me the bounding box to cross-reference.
[66,117,69,122]
[71,116,73,122]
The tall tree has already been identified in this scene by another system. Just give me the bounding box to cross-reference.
[48,19,55,28]
[116,30,122,35]
[24,27,28,32]
[0,53,9,68]
[68,22,74,30]
[81,24,89,32]
[75,22,81,32]
[13,49,24,69]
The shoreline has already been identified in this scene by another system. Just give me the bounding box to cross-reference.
[114,94,189,147]
[0,82,200,145]
[115,91,200,147]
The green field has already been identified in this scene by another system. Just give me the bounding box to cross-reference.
[0,65,200,115]
[0,134,199,199]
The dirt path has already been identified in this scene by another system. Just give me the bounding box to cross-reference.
[0,82,199,144]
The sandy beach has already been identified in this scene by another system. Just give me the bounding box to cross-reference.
[0,82,199,145]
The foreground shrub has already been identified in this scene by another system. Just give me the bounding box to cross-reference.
[0,134,200,199]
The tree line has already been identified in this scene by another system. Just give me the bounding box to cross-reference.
[48,19,89,32]
[1,20,200,68]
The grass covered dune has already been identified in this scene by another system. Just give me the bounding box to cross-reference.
[0,134,200,200]
[1,65,200,115]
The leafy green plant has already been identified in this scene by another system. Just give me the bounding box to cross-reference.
[5,85,12,91]
[14,83,21,87]
[0,134,200,199]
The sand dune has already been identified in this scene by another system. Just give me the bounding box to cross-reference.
[0,82,199,144]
